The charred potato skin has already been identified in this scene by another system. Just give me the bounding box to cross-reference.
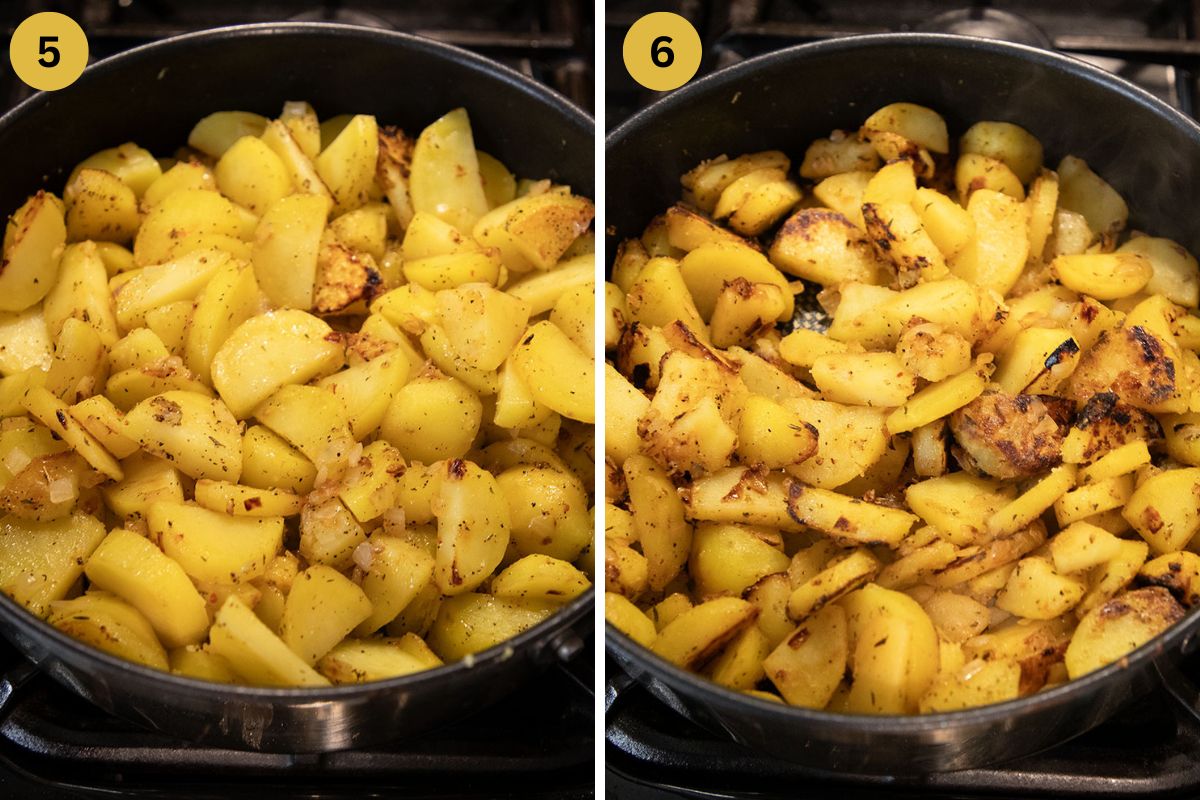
[1067,327,1182,412]
[1068,392,1163,462]
[949,390,1069,480]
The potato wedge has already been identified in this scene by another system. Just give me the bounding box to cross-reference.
[208,595,329,687]
[434,459,511,595]
[279,565,373,665]
[1065,587,1183,679]
[49,592,168,670]
[210,309,344,419]
[84,527,209,648]
[124,391,242,482]
[650,597,757,670]
[0,193,67,313]
[0,512,105,617]
[763,605,848,708]
[409,108,489,233]
[149,501,283,585]
[426,592,554,661]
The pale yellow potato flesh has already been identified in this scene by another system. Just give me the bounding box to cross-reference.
[0,102,593,687]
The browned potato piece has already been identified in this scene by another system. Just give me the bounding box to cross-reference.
[1067,326,1185,414]
[650,597,757,669]
[763,605,848,708]
[787,549,880,620]
[1065,587,1183,679]
[1140,551,1200,607]
[949,390,1069,480]
[768,209,889,286]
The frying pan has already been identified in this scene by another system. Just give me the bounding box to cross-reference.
[0,22,594,753]
[605,33,1200,773]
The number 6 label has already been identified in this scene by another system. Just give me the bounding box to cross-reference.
[623,13,701,93]
[9,13,88,92]
[651,36,675,68]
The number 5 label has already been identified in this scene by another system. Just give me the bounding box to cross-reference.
[9,13,88,92]
[39,35,62,68]
[623,13,701,93]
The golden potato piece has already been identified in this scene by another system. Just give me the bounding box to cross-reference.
[210,309,344,419]
[433,459,511,596]
[279,565,373,665]
[768,208,888,286]
[605,592,657,647]
[124,391,242,482]
[787,549,880,620]
[0,512,105,617]
[188,111,269,158]
[862,102,949,154]
[208,595,329,687]
[317,638,432,684]
[409,108,490,233]
[84,527,209,648]
[1065,587,1183,679]
[0,192,67,313]
[689,523,790,598]
[426,593,554,661]
[1052,253,1152,300]
[148,501,283,585]
[919,658,1020,713]
[1122,467,1200,554]
[650,597,757,670]
[786,486,916,548]
[763,605,848,708]
[48,592,168,671]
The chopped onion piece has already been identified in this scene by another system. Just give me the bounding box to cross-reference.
[48,476,78,504]
[3,447,31,476]
[352,540,375,572]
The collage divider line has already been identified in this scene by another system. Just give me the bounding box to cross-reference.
[591,1,607,792]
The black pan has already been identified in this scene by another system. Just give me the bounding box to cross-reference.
[0,21,594,753]
[605,33,1200,773]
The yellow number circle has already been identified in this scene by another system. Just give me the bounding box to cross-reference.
[9,12,89,92]
[623,12,701,92]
